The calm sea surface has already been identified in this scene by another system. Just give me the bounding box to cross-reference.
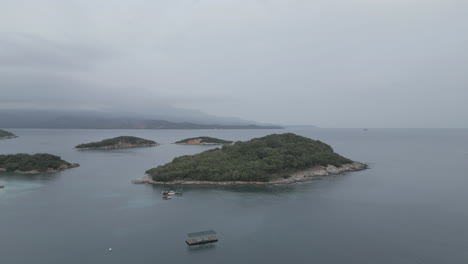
[1,128,467,264]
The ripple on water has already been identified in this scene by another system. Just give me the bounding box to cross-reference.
[118,197,163,210]
[0,180,44,203]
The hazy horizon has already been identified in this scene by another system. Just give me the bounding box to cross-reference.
[1,0,467,128]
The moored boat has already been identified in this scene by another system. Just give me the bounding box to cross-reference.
[162,190,182,195]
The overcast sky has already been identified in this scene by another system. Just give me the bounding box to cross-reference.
[1,0,467,127]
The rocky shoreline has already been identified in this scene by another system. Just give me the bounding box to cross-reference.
[0,135,18,139]
[0,163,80,174]
[76,143,159,150]
[133,162,367,185]
[175,142,223,146]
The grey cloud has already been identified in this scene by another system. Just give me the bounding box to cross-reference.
[0,71,156,110]
[0,0,467,127]
[0,32,111,72]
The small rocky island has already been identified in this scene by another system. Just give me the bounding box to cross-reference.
[75,136,159,150]
[136,133,367,185]
[175,137,233,145]
[0,153,79,174]
[0,129,17,139]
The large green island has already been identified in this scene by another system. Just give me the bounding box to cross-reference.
[0,129,17,139]
[135,133,367,185]
[175,136,233,145]
[0,153,79,174]
[75,136,159,150]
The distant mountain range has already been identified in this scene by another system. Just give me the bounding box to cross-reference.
[0,109,283,129]
[38,116,283,129]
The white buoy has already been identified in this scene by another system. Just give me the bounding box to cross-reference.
[109,248,112,251]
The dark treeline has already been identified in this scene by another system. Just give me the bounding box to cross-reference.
[0,154,71,172]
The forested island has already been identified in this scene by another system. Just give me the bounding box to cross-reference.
[0,129,17,139]
[136,133,367,185]
[75,136,159,150]
[0,154,79,174]
[175,137,233,145]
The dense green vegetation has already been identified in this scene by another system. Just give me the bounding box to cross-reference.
[146,133,354,182]
[175,136,233,144]
[0,153,72,172]
[76,136,158,149]
[0,129,16,138]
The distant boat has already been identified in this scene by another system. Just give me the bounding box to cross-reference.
[363,128,368,131]
[163,194,172,200]
[0,185,4,189]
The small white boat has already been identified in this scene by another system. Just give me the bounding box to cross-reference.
[162,190,181,197]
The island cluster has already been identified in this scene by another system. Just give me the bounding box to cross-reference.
[1,131,366,184]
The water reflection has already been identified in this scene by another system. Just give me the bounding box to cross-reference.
[0,171,63,202]
[0,172,61,182]
[187,243,217,252]
[1,129,468,264]
[145,179,329,195]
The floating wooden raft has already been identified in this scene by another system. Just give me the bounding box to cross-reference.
[186,230,218,246]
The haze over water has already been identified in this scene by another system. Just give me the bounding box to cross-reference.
[1,128,468,263]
